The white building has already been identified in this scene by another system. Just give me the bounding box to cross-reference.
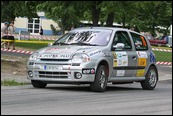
[13,12,60,35]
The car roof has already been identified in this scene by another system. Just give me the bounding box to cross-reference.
[73,27,132,31]
[71,27,143,36]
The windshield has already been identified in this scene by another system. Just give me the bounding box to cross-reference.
[53,29,112,46]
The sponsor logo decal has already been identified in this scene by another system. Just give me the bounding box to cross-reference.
[136,69,145,77]
[137,51,148,58]
[150,52,156,62]
[46,48,60,52]
[138,58,147,66]
[89,50,102,56]
[112,52,128,67]
[116,70,125,76]
[44,65,46,70]
[38,54,70,59]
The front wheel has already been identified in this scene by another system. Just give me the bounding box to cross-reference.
[141,66,158,90]
[31,80,47,88]
[90,65,108,92]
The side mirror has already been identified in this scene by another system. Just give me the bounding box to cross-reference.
[48,42,53,47]
[113,43,125,50]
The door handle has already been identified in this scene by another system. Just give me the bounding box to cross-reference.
[132,56,137,60]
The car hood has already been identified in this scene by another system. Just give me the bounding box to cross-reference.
[36,45,102,59]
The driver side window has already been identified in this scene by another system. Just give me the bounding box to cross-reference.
[112,31,132,51]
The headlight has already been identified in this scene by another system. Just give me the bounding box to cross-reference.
[72,54,91,63]
[29,53,38,61]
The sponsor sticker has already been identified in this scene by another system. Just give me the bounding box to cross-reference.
[136,69,145,77]
[116,52,128,66]
[137,51,148,58]
[150,52,156,63]
[38,54,70,59]
[46,48,60,52]
[89,50,102,56]
[45,47,73,53]
[82,68,95,74]
[138,58,147,66]
[112,52,128,67]
[112,52,117,67]
[116,70,125,76]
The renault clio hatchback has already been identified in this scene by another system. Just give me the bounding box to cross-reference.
[27,27,158,92]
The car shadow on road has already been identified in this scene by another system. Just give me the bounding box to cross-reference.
[41,84,143,92]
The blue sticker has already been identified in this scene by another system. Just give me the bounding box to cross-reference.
[150,52,156,62]
[44,65,46,70]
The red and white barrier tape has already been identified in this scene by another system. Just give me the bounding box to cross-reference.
[152,48,172,52]
[1,33,58,40]
[1,48,172,65]
[1,48,33,54]
[156,62,172,65]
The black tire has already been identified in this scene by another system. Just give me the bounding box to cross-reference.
[31,80,47,88]
[141,66,158,90]
[90,65,108,92]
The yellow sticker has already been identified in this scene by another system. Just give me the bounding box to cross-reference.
[112,52,117,67]
[138,58,146,66]
[136,69,145,77]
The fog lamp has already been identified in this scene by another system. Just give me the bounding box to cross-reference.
[28,71,33,78]
[75,72,82,79]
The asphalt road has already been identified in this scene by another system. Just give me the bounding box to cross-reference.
[1,79,172,115]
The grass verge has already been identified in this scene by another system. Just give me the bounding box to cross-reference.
[151,46,172,50]
[153,51,172,62]
[1,79,26,86]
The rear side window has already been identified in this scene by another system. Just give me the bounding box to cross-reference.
[130,32,148,50]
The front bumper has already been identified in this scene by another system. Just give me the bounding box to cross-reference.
[27,60,97,83]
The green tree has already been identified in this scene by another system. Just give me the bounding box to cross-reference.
[1,1,42,22]
[130,1,172,36]
[37,1,85,34]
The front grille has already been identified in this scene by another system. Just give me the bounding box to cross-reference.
[40,59,69,62]
[39,71,68,79]
[72,63,80,66]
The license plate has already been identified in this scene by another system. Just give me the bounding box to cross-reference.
[44,65,62,70]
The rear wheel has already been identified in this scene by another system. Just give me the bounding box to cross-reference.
[90,65,108,92]
[31,80,47,88]
[141,66,158,90]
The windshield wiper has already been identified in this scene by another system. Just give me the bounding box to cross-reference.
[70,42,98,46]
[53,42,70,45]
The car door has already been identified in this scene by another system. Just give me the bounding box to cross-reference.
[130,32,149,77]
[111,31,137,78]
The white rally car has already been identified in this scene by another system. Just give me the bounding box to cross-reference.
[27,27,158,92]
